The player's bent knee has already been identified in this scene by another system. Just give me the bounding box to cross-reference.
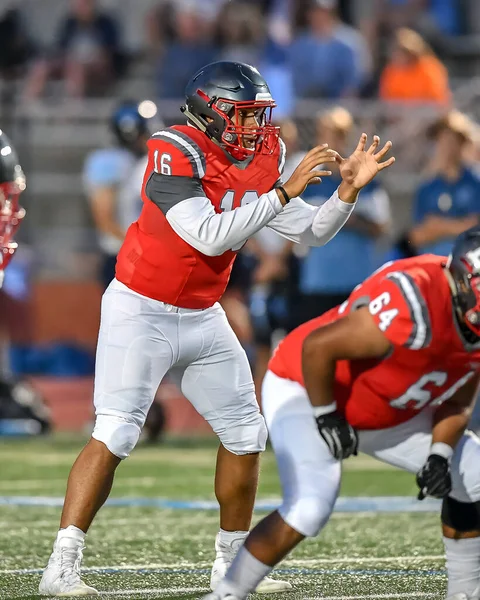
[280,494,335,538]
[92,414,141,459]
[442,497,480,532]
[218,413,268,455]
[451,433,480,502]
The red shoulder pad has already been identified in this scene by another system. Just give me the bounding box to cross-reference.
[366,271,432,350]
[148,129,206,179]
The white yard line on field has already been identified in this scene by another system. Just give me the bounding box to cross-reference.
[102,588,209,596]
[306,594,438,600]
[10,587,209,598]
[0,555,445,576]
[284,555,444,565]
[7,587,440,600]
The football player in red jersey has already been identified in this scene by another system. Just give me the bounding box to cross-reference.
[205,227,480,600]
[0,130,26,289]
[39,61,394,597]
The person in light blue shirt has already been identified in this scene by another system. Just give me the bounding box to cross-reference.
[410,111,480,257]
[291,107,391,327]
[83,101,149,288]
[290,0,362,99]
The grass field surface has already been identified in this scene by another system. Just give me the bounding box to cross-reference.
[1,436,447,599]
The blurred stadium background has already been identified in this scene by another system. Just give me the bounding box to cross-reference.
[3,0,480,598]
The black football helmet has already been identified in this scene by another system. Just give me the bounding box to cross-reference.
[181,61,279,161]
[0,129,25,274]
[111,101,149,152]
[447,225,480,340]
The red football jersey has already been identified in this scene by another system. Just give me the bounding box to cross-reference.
[116,125,284,308]
[269,255,480,430]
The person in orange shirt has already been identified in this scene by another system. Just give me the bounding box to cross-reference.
[379,27,450,105]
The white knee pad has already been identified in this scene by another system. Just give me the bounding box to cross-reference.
[92,414,141,459]
[280,494,335,538]
[451,432,480,503]
[218,412,268,456]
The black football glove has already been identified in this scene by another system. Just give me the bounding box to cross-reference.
[315,411,358,461]
[416,454,452,500]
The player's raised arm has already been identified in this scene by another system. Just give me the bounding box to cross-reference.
[148,135,337,256]
[267,135,395,246]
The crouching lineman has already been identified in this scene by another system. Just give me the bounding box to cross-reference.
[0,130,26,289]
[206,227,480,600]
[39,60,395,597]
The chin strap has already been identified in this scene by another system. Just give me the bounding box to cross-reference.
[181,107,208,134]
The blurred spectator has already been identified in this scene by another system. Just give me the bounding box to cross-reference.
[279,119,304,178]
[83,101,150,289]
[212,1,295,117]
[379,28,450,105]
[156,4,216,99]
[215,2,265,65]
[24,0,123,99]
[409,110,480,256]
[0,5,34,80]
[290,0,366,99]
[291,107,391,326]
[380,0,463,38]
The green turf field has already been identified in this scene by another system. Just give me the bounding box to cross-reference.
[1,436,447,600]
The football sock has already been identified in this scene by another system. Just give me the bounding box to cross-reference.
[214,546,272,598]
[444,536,480,597]
[217,529,248,546]
[56,525,86,546]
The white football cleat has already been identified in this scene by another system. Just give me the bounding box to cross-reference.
[39,539,98,597]
[210,532,292,595]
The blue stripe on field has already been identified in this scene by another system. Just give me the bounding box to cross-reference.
[4,567,446,577]
[0,495,441,512]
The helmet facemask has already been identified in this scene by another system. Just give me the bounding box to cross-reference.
[186,91,280,161]
[447,251,480,341]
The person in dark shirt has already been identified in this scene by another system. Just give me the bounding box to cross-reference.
[24,0,123,99]
[156,4,216,99]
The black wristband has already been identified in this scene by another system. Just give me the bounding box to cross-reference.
[276,185,290,205]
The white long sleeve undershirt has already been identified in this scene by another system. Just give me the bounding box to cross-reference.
[165,188,356,256]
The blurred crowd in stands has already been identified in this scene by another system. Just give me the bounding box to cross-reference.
[2,0,480,404]
[0,0,475,106]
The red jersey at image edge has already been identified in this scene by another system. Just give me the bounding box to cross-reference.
[115,125,283,308]
[269,254,480,430]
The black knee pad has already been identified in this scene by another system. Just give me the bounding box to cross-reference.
[442,497,480,532]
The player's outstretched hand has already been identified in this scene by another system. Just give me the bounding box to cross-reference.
[279,144,339,203]
[339,134,395,192]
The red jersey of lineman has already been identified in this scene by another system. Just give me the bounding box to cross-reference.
[116,125,284,308]
[269,255,480,430]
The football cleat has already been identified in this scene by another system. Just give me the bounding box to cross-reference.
[39,539,98,597]
[210,532,292,595]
